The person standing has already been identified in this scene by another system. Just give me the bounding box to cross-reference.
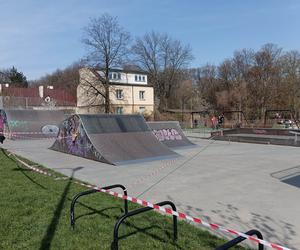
[211,116,217,129]
[0,115,6,144]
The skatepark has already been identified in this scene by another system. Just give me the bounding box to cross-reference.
[1,109,300,249]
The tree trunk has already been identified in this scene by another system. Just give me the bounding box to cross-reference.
[104,84,110,113]
[158,95,167,112]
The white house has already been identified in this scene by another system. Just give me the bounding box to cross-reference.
[77,67,154,116]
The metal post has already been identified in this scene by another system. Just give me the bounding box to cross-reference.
[70,184,128,229]
[215,229,264,250]
[112,201,177,250]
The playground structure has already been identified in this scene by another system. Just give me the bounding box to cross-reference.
[50,114,178,165]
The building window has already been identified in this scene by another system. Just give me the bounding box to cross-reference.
[116,89,123,99]
[135,75,146,82]
[139,107,145,114]
[139,90,145,100]
[109,72,121,80]
[116,107,123,114]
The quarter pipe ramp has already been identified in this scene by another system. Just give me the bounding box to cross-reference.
[147,121,196,148]
[50,114,179,165]
[0,109,67,139]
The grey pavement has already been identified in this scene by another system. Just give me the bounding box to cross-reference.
[2,137,300,249]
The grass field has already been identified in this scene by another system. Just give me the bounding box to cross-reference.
[0,148,246,250]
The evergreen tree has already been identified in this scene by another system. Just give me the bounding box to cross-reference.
[7,66,28,87]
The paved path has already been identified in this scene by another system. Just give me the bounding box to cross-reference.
[2,138,300,249]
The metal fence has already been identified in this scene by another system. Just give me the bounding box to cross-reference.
[0,95,76,109]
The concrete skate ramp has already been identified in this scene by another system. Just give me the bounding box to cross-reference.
[0,109,67,139]
[147,121,196,148]
[211,127,300,137]
[211,128,300,147]
[50,114,178,165]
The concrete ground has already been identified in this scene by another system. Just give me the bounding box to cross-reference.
[2,137,300,249]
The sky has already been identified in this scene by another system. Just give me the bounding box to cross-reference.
[1,0,300,80]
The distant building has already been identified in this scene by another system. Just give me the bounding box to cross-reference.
[77,67,154,116]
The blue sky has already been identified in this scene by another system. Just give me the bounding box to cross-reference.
[1,0,300,80]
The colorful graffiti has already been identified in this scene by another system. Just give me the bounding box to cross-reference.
[253,129,267,134]
[41,125,59,135]
[152,128,182,142]
[52,115,105,162]
[0,110,8,132]
[0,110,7,143]
[7,120,29,128]
[0,111,5,129]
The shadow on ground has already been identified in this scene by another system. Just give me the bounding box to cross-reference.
[166,194,296,249]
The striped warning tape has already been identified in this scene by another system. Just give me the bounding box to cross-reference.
[8,151,292,250]
[7,131,57,135]
[94,187,291,250]
[4,132,73,141]
[11,155,54,177]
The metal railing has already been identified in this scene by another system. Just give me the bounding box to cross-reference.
[70,183,267,250]
[111,200,178,250]
[70,184,128,229]
[215,229,264,250]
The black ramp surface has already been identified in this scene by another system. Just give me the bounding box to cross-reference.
[282,175,300,188]
[80,114,150,133]
[1,109,67,139]
[147,121,196,148]
[50,114,179,165]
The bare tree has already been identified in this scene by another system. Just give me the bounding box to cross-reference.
[82,14,130,113]
[132,31,193,111]
[194,64,219,108]
[247,44,282,118]
[34,61,83,97]
[279,50,300,113]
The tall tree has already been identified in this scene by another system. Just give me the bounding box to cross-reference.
[132,31,193,111]
[4,67,28,87]
[278,50,300,114]
[82,14,130,113]
[247,44,282,118]
[193,64,219,108]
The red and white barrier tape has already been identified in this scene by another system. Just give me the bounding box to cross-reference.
[12,155,54,177]
[94,187,291,250]
[5,132,72,141]
[8,152,292,250]
[7,131,57,135]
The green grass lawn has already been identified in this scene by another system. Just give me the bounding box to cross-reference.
[0,148,246,250]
